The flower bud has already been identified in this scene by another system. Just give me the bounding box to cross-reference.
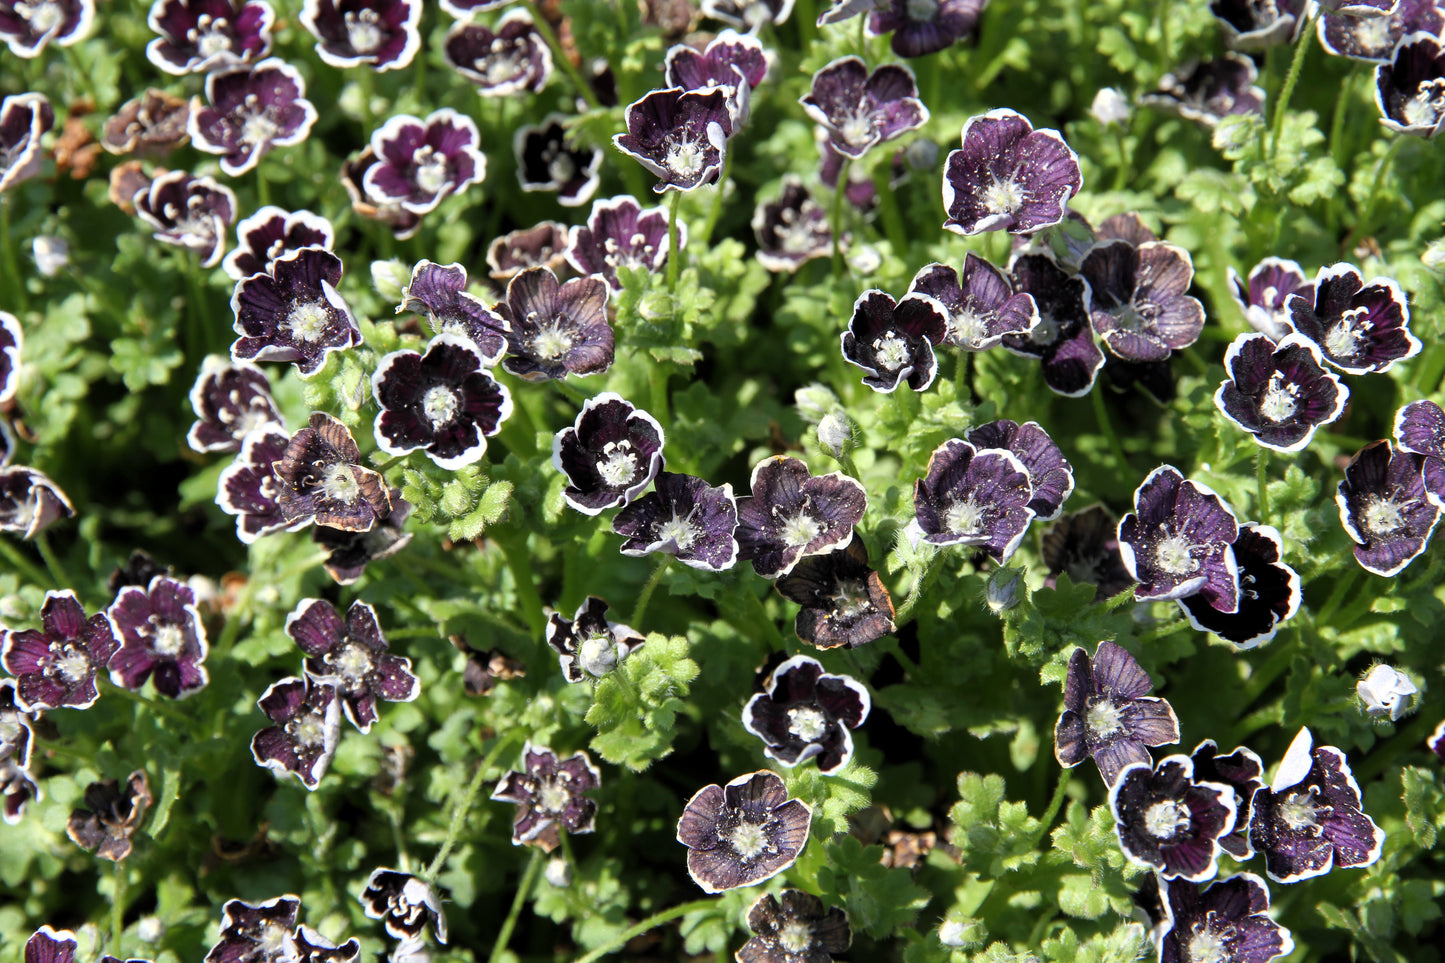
[32,235,69,277]
[371,259,409,303]
[794,383,840,424]
[816,411,854,458]
[986,569,1021,613]
[1357,664,1418,722]
[544,857,572,887]
[1090,87,1130,127]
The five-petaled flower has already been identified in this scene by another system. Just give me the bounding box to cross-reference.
[1375,32,1445,138]
[736,456,868,578]
[1110,754,1237,881]
[300,0,422,72]
[1080,240,1205,363]
[742,655,871,774]
[146,0,274,74]
[801,56,928,160]
[613,87,734,193]
[908,253,1038,351]
[912,438,1035,563]
[551,392,665,515]
[230,245,362,377]
[943,108,1082,235]
[1336,440,1440,576]
[251,676,343,790]
[443,11,552,97]
[1214,333,1348,453]
[611,471,741,571]
[1156,872,1295,963]
[868,0,987,58]
[0,93,54,193]
[738,890,852,963]
[1118,465,1241,612]
[204,894,301,963]
[774,534,895,649]
[1285,262,1419,375]
[274,412,393,532]
[188,57,318,177]
[513,115,604,208]
[134,170,238,267]
[1053,641,1180,785]
[107,574,210,699]
[222,206,335,282]
[566,194,681,290]
[494,266,614,382]
[840,289,949,393]
[360,868,447,944]
[372,335,513,470]
[66,770,151,861]
[676,770,812,893]
[1179,523,1300,649]
[491,743,602,849]
[1140,54,1266,127]
[399,259,510,362]
[285,598,420,732]
[187,356,284,452]
[364,108,487,215]
[0,0,92,58]
[2,589,119,710]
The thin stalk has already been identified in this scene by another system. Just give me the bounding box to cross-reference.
[1236,641,1297,711]
[1110,119,1135,192]
[1155,0,1172,66]
[1026,772,1073,850]
[955,351,974,404]
[830,158,849,273]
[884,636,920,676]
[257,170,271,208]
[488,848,543,963]
[648,362,670,425]
[1269,9,1318,160]
[698,150,731,246]
[525,1,601,110]
[832,448,862,481]
[373,453,408,474]
[1255,447,1270,520]
[1315,566,1361,625]
[666,189,683,289]
[741,583,786,650]
[424,728,526,882]
[893,550,943,625]
[111,861,126,953]
[494,529,547,638]
[1360,135,1405,233]
[103,678,190,727]
[631,556,670,627]
[34,533,73,591]
[572,899,720,963]
[552,378,589,407]
[0,537,51,591]
[1091,388,1130,469]
[1,196,27,313]
[872,166,907,255]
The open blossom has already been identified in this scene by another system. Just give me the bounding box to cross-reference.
[216,423,304,544]
[0,466,74,539]
[1336,440,1439,576]
[1141,54,1266,127]
[908,254,1038,351]
[1375,31,1445,136]
[222,206,335,282]
[965,419,1073,521]
[188,58,318,177]
[753,178,832,273]
[775,535,895,649]
[1054,641,1180,785]
[1180,523,1300,649]
[1227,257,1310,341]
[1157,873,1294,963]
[372,335,513,470]
[739,890,851,963]
[491,744,602,848]
[612,471,740,571]
[1,93,54,193]
[300,0,421,72]
[495,266,613,382]
[340,146,421,240]
[205,895,300,963]
[514,116,603,207]
[1321,0,1442,62]
[399,259,509,362]
[736,456,867,578]
[1118,465,1240,611]
[665,29,768,127]
[742,655,870,774]
[1211,0,1305,49]
[1214,333,1348,453]
[286,598,419,733]
[943,108,1082,235]
[364,109,486,215]
[1286,263,1418,374]
[840,289,949,393]
[0,0,92,57]
[1110,755,1237,881]
[2,590,118,711]
[444,11,552,96]
[552,393,665,515]
[134,170,237,268]
[567,195,681,290]
[1002,253,1104,396]
[912,439,1035,563]
[230,246,362,377]
[107,575,209,699]
[251,676,342,789]
[187,357,282,452]
[867,0,986,57]
[676,770,812,893]
[614,87,734,193]
[801,56,928,159]
[360,869,447,944]
[146,0,274,74]
[274,413,392,532]
[1080,241,1205,362]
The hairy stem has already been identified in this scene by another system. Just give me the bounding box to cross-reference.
[494,528,547,638]
[1091,388,1130,469]
[525,1,600,109]
[488,848,543,963]
[698,150,731,246]
[1255,446,1270,520]
[631,556,671,628]
[1269,9,1318,160]
[830,157,849,273]
[424,728,526,882]
[572,899,720,963]
[666,188,683,289]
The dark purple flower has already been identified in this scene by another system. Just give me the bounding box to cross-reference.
[1376,31,1445,137]
[841,289,948,393]
[495,267,613,382]
[1158,873,1294,963]
[742,655,870,774]
[664,28,768,127]
[1,757,38,824]
[230,246,362,377]
[285,598,418,733]
[513,115,603,207]
[107,575,209,699]
[188,58,317,177]
[1110,755,1237,881]
[146,0,273,74]
[775,535,895,649]
[313,489,413,585]
[0,680,35,769]
[1180,523,1300,649]
[1190,740,1265,860]
[1080,240,1204,363]
[1287,263,1418,374]
[187,356,283,452]
[0,0,91,57]
[491,744,602,848]
[250,677,342,791]
[1248,727,1384,883]
[545,596,644,683]
[443,12,552,96]
[488,221,569,280]
[566,194,681,290]
[66,770,151,862]
[943,108,1082,235]
[364,109,486,215]
[398,260,509,362]
[552,392,664,515]
[0,466,73,539]
[340,147,421,240]
[293,927,360,963]
[205,895,301,963]
[1053,641,1180,785]
[912,439,1035,562]
[22,928,77,963]
[1118,465,1241,610]
[1393,399,1445,501]
[1141,54,1266,126]
[223,207,335,282]
[753,177,831,273]
[1322,0,1441,62]
[614,87,734,193]
[1227,257,1310,341]
[1041,504,1134,599]
[1336,440,1439,576]
[0,310,19,404]
[300,0,421,71]
[739,890,851,963]
[1211,0,1305,49]
[965,419,1074,521]
[372,336,513,470]
[908,254,1038,351]
[2,589,119,711]
[1214,333,1348,453]
[736,456,868,578]
[217,423,305,543]
[1319,0,1396,14]
[817,134,878,210]
[701,0,793,29]
[801,56,928,159]
[134,170,238,268]
[274,412,392,531]
[0,93,53,192]
[867,0,985,57]
[612,471,740,571]
[1001,253,1104,397]
[360,869,447,944]
[676,770,812,893]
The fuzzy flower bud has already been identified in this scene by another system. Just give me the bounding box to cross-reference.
[544,857,572,887]
[372,259,410,303]
[816,411,854,458]
[1357,663,1418,722]
[985,568,1021,613]
[795,384,841,423]
[32,236,69,277]
[1090,87,1130,127]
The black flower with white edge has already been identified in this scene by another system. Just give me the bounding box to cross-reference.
[274,412,393,532]
[1118,464,1241,611]
[340,146,420,240]
[1393,398,1445,502]
[552,392,664,515]
[701,0,793,30]
[739,890,851,963]
[223,206,334,282]
[775,534,895,650]
[2,589,119,711]
[841,289,949,393]
[1374,30,1445,137]
[1053,641,1180,785]
[1180,523,1300,649]
[443,11,551,97]
[908,254,1038,351]
[566,194,680,290]
[743,655,870,774]
[1141,54,1266,127]
[0,92,53,193]
[1214,333,1348,453]
[912,439,1035,563]
[488,221,569,280]
[1001,253,1105,397]
[1080,240,1205,363]
[187,356,283,453]
[0,310,19,405]
[1158,872,1295,963]
[361,869,447,944]
[0,0,91,58]
[286,598,419,733]
[513,115,603,208]
[867,0,986,58]
[495,266,613,382]
[188,58,318,177]
[676,770,812,893]
[231,246,361,377]
[0,679,34,769]
[1286,262,1419,374]
[736,456,868,579]
[0,466,73,539]
[300,0,421,72]
[614,87,734,193]
[1110,754,1237,882]
[1248,727,1384,883]
[1322,0,1440,63]
[134,170,237,268]
[106,575,210,699]
[217,422,305,543]
[294,926,360,963]
[372,335,512,470]
[965,418,1074,521]
[1336,440,1439,576]
[1227,257,1310,341]
[1041,504,1134,599]
[146,0,273,74]
[491,743,602,849]
[251,676,342,790]
[612,471,740,571]
[665,28,768,127]
[942,108,1082,235]
[364,108,487,215]
[66,770,151,862]
[204,894,301,963]
[313,488,413,586]
[1210,0,1305,49]
[545,596,644,683]
[21,928,78,963]
[753,177,832,273]
[398,259,509,362]
[1189,739,1266,860]
[801,56,928,160]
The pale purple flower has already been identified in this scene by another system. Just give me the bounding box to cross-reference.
[134,170,238,268]
[491,744,602,847]
[1053,641,1180,785]
[566,194,681,290]
[1,590,119,711]
[107,575,210,699]
[1118,465,1240,610]
[801,56,928,159]
[364,108,487,215]
[752,178,831,273]
[230,246,362,377]
[188,58,317,177]
[222,206,335,282]
[907,253,1038,350]
[300,0,421,72]
[1321,0,1441,62]
[443,11,552,96]
[398,259,509,362]
[1336,440,1439,576]
[965,418,1074,521]
[216,422,305,543]
[1080,240,1204,362]
[942,108,1082,235]
[912,439,1034,562]
[494,267,613,382]
[736,456,867,578]
[146,0,274,75]
[676,770,812,893]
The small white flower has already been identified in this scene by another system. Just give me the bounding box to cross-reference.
[1357,663,1418,721]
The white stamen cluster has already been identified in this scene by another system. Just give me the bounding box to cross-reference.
[1142,798,1192,840]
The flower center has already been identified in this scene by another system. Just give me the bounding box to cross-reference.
[777,204,824,254]
[952,306,988,346]
[1279,789,1319,831]
[839,110,874,148]
[657,514,698,550]
[19,0,62,34]
[284,301,331,343]
[288,712,327,748]
[787,707,829,741]
[1258,374,1298,422]
[1085,697,1124,738]
[256,920,291,956]
[422,385,460,429]
[189,13,234,58]
[1363,494,1407,535]
[240,101,279,147]
[872,332,910,371]
[151,623,187,658]
[1186,924,1229,963]
[1353,16,1393,54]
[945,496,985,535]
[327,642,373,690]
[532,323,574,360]
[1154,528,1198,575]
[780,512,823,549]
[906,0,940,19]
[536,777,572,814]
[665,138,706,177]
[1324,309,1367,359]
[1030,313,1060,345]
[1143,798,1192,840]
[321,463,361,505]
[778,920,814,954]
[546,150,577,184]
[597,443,639,488]
[576,634,619,677]
[412,146,450,196]
[344,9,384,53]
[49,643,91,684]
[1400,78,1445,130]
[982,176,1025,216]
[729,821,770,859]
[483,43,524,84]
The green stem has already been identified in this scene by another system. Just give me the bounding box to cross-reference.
[1155,0,1172,67]
[552,378,589,407]
[832,448,861,481]
[1315,566,1361,625]
[1255,447,1270,520]
[373,453,408,474]
[0,537,52,591]
[1,196,27,313]
[424,728,526,882]
[103,678,190,727]
[526,1,601,109]
[1353,711,1440,784]
[494,528,547,638]
[666,189,683,290]
[1027,772,1073,850]
[488,848,543,963]
[893,549,943,625]
[955,350,974,404]
[1269,9,1318,161]
[741,583,786,650]
[572,899,720,963]
[873,165,907,256]
[1236,639,1297,711]
[34,533,73,591]
[177,250,208,364]
[257,171,271,209]
[111,861,126,953]
[1091,388,1129,469]
[698,150,731,246]
[631,556,670,627]
[1360,135,1405,233]
[883,636,920,676]
[648,362,670,425]
[830,158,849,273]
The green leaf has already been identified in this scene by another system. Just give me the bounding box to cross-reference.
[1401,766,1440,850]
[585,633,699,771]
[817,836,931,939]
[947,772,1043,877]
